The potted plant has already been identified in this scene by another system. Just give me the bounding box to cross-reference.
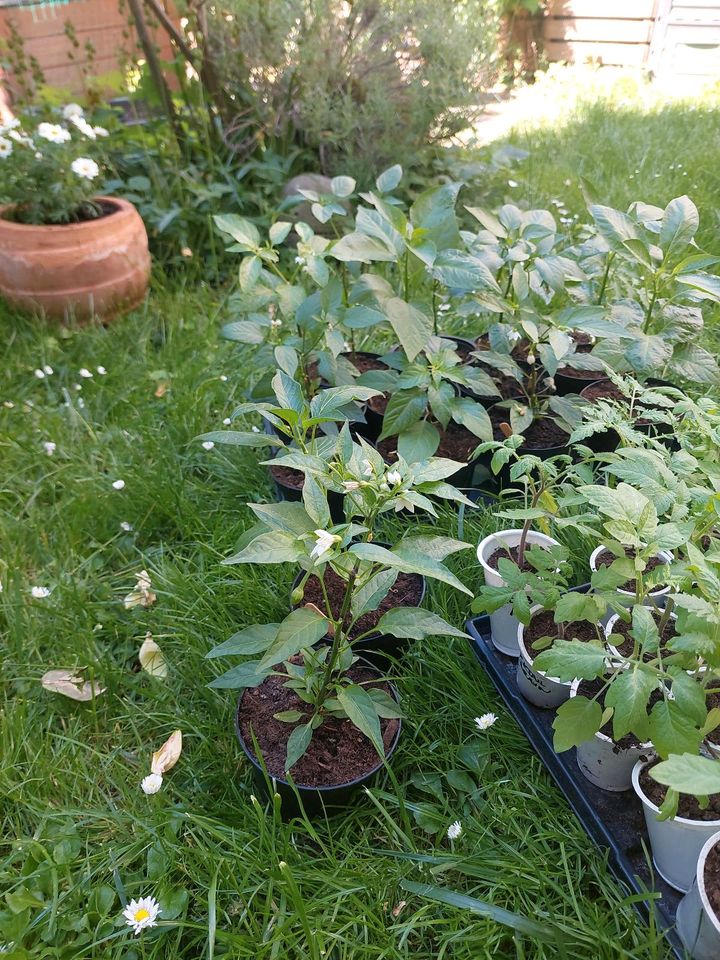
[0,106,150,321]
[205,399,474,815]
[676,828,720,960]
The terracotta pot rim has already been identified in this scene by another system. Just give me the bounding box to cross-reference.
[0,196,129,231]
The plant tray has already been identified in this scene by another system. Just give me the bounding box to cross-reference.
[465,613,683,959]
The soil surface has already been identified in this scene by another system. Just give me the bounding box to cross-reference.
[609,612,676,659]
[485,542,534,574]
[577,678,659,750]
[640,761,720,821]
[704,842,720,919]
[556,365,605,381]
[368,393,389,416]
[301,566,423,640]
[239,664,400,784]
[579,379,660,427]
[475,334,531,364]
[524,609,598,661]
[594,548,667,594]
[270,463,305,490]
[489,406,568,449]
[377,421,480,463]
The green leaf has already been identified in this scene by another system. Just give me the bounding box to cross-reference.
[464,205,507,238]
[274,710,305,722]
[376,164,403,193]
[331,232,397,263]
[337,684,384,756]
[352,568,398,620]
[196,431,282,447]
[554,591,605,625]
[652,753,720,797]
[398,420,440,462]
[410,182,462,249]
[631,605,659,650]
[239,255,262,291]
[605,669,656,741]
[385,298,433,361]
[350,542,471,596]
[221,320,267,344]
[588,204,638,250]
[400,881,562,942]
[302,472,331,527]
[625,334,672,373]
[331,175,356,198]
[676,272,720,302]
[376,607,467,641]
[449,397,493,440]
[379,388,427,440]
[534,640,606,682]
[660,195,698,258]
[648,700,702,759]
[213,214,260,248]
[222,531,300,565]
[269,221,292,245]
[367,687,403,719]
[208,660,270,689]
[552,696,603,752]
[260,607,329,668]
[248,501,316,537]
[206,623,280,658]
[285,722,313,772]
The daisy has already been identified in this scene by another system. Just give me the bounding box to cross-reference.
[120,521,133,532]
[202,440,215,450]
[112,479,125,490]
[0,137,12,159]
[310,529,340,561]
[447,820,462,840]
[31,586,51,599]
[93,126,109,137]
[223,418,232,425]
[79,368,93,378]
[70,115,96,139]
[33,369,45,379]
[474,712,497,731]
[43,441,56,455]
[141,773,163,795]
[62,103,84,119]
[37,122,71,144]
[122,895,160,935]
[96,366,107,375]
[43,365,53,375]
[71,157,99,180]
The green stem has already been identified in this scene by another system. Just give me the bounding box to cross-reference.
[597,253,615,305]
[642,283,658,334]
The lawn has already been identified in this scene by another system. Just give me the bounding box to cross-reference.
[2,86,719,959]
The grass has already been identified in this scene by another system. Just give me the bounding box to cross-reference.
[3,80,720,958]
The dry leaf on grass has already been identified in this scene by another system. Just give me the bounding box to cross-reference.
[124,570,156,609]
[41,669,105,701]
[139,633,167,678]
[151,729,182,775]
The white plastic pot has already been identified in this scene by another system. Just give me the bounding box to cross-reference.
[604,611,677,664]
[677,830,720,959]
[632,760,720,893]
[570,681,652,792]
[516,605,573,709]
[476,529,559,657]
[589,545,672,604]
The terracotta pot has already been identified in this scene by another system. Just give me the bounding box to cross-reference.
[0,197,150,321]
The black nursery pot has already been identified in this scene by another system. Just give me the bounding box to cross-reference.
[270,466,347,524]
[479,403,570,487]
[290,565,427,667]
[553,369,606,397]
[578,377,679,454]
[235,661,402,819]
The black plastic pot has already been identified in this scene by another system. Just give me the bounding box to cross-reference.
[235,660,402,819]
[553,368,606,397]
[578,377,679,454]
[479,403,571,487]
[269,466,347,524]
[436,334,476,363]
[290,562,427,667]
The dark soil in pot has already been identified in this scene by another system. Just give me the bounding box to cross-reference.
[368,393,389,417]
[485,542,536,574]
[609,612,677,659]
[704,842,720,916]
[594,548,668,594]
[238,661,400,786]
[300,567,424,641]
[488,405,569,449]
[377,421,480,485]
[639,760,720,821]
[524,609,598,661]
[474,334,531,366]
[554,366,605,396]
[577,678,661,750]
[269,464,346,523]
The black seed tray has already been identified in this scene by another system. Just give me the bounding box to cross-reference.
[465,613,683,959]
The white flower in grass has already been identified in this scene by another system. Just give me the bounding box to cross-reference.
[31,586,51,599]
[122,895,160,935]
[223,417,232,425]
[474,712,497,731]
[120,521,133,532]
[447,820,462,840]
[0,117,20,132]
[141,773,163,795]
[0,137,12,158]
[96,365,107,375]
[79,368,93,378]
[438,302,451,313]
[220,375,228,382]
[33,369,45,379]
[310,529,340,561]
[386,470,402,486]
[112,479,125,490]
[251,425,260,433]
[507,179,518,188]
[70,115,96,139]
[63,103,84,119]
[43,441,56,455]
[43,364,53,375]
[37,122,71,144]
[71,157,99,180]
[93,125,109,137]
[202,440,215,450]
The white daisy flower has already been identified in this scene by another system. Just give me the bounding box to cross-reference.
[386,470,402,486]
[33,369,45,379]
[96,365,107,375]
[120,521,133,532]
[223,417,231,425]
[93,126,109,137]
[141,773,163,795]
[220,375,228,382]
[202,440,215,450]
[71,157,99,180]
[0,137,12,158]
[310,529,340,561]
[79,368,93,378]
[0,117,20,131]
[43,441,56,455]
[43,364,53,375]
[37,122,71,144]
[447,820,462,840]
[62,103,84,119]
[122,895,160,935]
[112,479,125,490]
[31,586,51,599]
[69,115,96,139]
[507,179,518,188]
[474,712,497,731]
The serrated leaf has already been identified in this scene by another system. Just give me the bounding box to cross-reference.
[648,700,702,759]
[552,696,603,752]
[605,669,656,741]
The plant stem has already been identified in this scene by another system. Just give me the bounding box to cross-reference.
[642,283,658,333]
[597,253,615,305]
